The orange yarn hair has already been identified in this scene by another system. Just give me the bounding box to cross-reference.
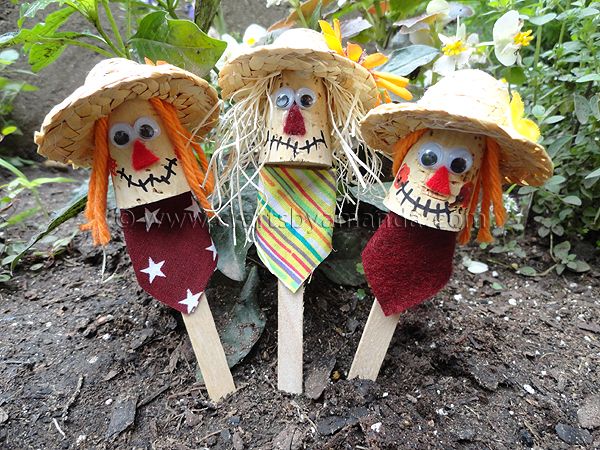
[148,98,215,214]
[392,128,428,176]
[81,98,214,247]
[391,129,506,244]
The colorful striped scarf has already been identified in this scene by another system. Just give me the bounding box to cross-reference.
[255,166,336,293]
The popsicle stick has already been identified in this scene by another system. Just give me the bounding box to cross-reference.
[182,294,236,401]
[277,281,304,394]
[348,300,401,381]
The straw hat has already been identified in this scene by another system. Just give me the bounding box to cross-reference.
[360,69,553,186]
[35,58,220,167]
[218,28,379,108]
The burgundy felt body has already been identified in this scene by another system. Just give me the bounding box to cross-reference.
[362,212,457,316]
[120,191,217,314]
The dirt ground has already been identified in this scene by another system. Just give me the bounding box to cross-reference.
[0,167,599,450]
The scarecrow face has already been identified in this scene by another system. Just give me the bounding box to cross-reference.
[108,99,191,209]
[261,70,332,167]
[383,129,485,231]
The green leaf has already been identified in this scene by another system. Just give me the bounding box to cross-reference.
[19,0,66,26]
[217,266,266,369]
[576,74,600,83]
[0,49,19,63]
[1,125,18,136]
[210,181,257,282]
[318,228,372,286]
[129,11,227,76]
[590,95,600,120]
[553,241,571,260]
[573,94,591,125]
[517,266,537,277]
[10,192,87,271]
[543,115,565,124]
[585,167,600,180]
[348,182,390,211]
[571,260,591,272]
[562,195,582,206]
[528,13,556,26]
[545,175,566,186]
[10,7,78,72]
[519,185,538,195]
[378,45,439,76]
[503,66,526,85]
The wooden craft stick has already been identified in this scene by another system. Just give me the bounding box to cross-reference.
[348,300,401,381]
[277,281,304,394]
[182,294,236,401]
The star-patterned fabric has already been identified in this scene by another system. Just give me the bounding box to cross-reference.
[120,191,217,314]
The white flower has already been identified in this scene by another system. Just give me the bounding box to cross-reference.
[493,10,534,66]
[216,34,242,70]
[266,0,282,6]
[433,23,479,75]
[216,24,267,71]
[242,24,267,46]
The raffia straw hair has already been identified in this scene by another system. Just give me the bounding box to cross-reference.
[391,130,507,244]
[81,99,214,246]
[211,71,384,240]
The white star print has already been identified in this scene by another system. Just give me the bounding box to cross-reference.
[205,241,217,261]
[179,289,202,314]
[184,198,203,222]
[136,207,161,232]
[140,257,166,284]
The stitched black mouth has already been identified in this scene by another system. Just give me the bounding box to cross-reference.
[396,180,452,226]
[116,158,178,192]
[265,130,328,158]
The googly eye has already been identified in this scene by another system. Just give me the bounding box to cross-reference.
[272,87,295,110]
[134,116,160,141]
[446,148,474,174]
[295,87,317,109]
[109,123,134,148]
[418,143,444,169]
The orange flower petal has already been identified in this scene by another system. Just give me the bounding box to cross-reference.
[346,42,363,62]
[362,53,389,69]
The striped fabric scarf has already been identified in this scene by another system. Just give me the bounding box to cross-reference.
[255,166,336,293]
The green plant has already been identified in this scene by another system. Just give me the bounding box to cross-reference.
[0,0,226,74]
[0,49,37,139]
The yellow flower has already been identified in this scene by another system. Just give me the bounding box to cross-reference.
[319,19,344,55]
[442,40,468,57]
[319,19,412,102]
[510,91,540,142]
[514,30,534,47]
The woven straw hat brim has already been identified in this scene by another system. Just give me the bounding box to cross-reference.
[361,103,553,187]
[35,63,220,168]
[219,45,379,110]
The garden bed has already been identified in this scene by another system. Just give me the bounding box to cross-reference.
[1,166,598,449]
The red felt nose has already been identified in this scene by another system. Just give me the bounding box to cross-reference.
[426,166,451,196]
[132,140,160,171]
[283,103,306,136]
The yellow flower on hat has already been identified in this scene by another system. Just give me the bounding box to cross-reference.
[319,19,412,103]
[319,19,344,55]
[510,91,540,142]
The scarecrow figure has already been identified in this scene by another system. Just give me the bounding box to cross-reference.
[215,24,411,393]
[349,69,553,380]
[35,59,236,401]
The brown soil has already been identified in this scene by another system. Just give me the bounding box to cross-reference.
[1,167,599,449]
